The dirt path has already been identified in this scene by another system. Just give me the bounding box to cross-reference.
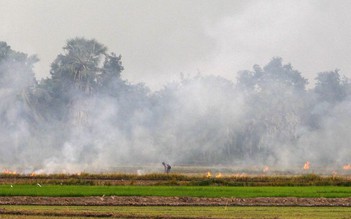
[0,196,351,206]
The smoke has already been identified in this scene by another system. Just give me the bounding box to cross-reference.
[1,40,351,174]
[297,99,351,167]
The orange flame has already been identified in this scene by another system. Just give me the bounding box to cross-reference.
[2,169,17,175]
[233,173,247,177]
[263,166,270,172]
[206,171,212,178]
[303,161,310,170]
[215,173,222,178]
[343,164,351,170]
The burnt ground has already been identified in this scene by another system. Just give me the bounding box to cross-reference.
[0,196,351,206]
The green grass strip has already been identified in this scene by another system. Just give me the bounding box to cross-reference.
[2,205,351,219]
[1,185,351,198]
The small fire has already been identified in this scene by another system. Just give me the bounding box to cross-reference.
[232,173,247,177]
[215,173,222,178]
[263,166,270,172]
[206,171,212,178]
[30,172,36,177]
[343,164,351,170]
[303,161,310,170]
[2,169,17,175]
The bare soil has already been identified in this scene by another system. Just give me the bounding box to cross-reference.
[0,196,350,206]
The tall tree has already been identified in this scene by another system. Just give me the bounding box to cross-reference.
[0,41,41,165]
[0,41,37,90]
[0,41,39,125]
[237,57,308,92]
[236,58,308,162]
[47,38,125,124]
[50,38,107,95]
[314,70,346,103]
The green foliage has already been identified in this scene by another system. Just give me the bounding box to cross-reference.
[3,38,351,168]
[237,57,308,91]
[2,205,351,219]
[49,37,124,95]
[0,41,38,87]
[0,41,40,127]
[315,70,347,103]
[1,185,351,198]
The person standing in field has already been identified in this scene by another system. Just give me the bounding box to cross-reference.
[162,162,171,174]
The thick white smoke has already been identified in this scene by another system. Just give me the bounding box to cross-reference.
[1,40,351,174]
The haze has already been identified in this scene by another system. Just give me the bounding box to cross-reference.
[1,0,351,174]
[1,0,351,89]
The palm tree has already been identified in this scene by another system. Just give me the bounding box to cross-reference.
[51,38,107,95]
[49,38,123,126]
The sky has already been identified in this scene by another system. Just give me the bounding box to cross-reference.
[1,0,351,90]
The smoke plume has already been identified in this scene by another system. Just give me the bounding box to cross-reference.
[1,39,350,173]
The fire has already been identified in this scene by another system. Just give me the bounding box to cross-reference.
[303,161,310,170]
[215,173,222,178]
[233,173,247,177]
[30,172,36,176]
[343,164,351,170]
[2,169,17,175]
[206,171,212,178]
[263,166,270,172]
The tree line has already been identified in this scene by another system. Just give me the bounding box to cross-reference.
[1,38,350,171]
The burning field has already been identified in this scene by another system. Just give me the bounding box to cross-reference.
[3,1,351,217]
[3,160,351,177]
[2,162,351,187]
